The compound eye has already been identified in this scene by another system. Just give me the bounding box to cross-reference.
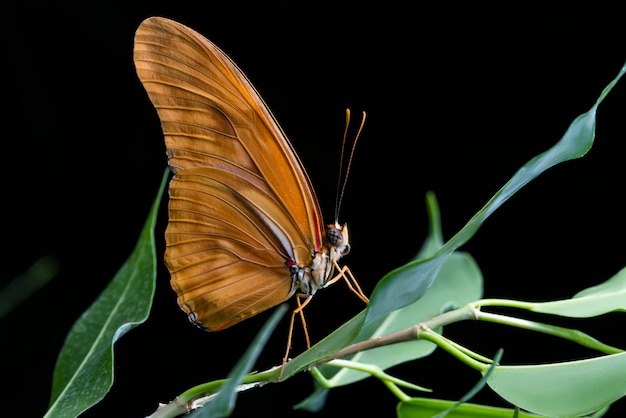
[326,226,344,247]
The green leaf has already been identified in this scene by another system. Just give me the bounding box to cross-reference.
[529,266,626,317]
[487,352,626,416]
[191,305,287,418]
[45,171,167,418]
[398,398,542,418]
[363,60,626,328]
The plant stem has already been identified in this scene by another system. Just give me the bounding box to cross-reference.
[312,304,478,367]
[475,298,537,309]
[418,328,491,372]
[315,359,431,401]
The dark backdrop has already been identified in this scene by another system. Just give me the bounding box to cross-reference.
[3,1,626,417]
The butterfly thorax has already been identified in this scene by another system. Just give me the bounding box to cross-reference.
[290,223,350,296]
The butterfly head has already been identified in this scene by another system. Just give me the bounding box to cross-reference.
[326,223,351,259]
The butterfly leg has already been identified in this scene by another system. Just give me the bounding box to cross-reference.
[328,261,370,304]
[279,293,313,381]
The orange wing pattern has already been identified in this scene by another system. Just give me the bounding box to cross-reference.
[134,17,326,329]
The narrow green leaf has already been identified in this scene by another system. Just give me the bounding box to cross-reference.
[364,60,626,327]
[487,352,626,416]
[529,266,626,317]
[415,191,445,258]
[0,255,59,319]
[45,171,167,418]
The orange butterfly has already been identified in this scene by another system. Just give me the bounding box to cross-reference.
[133,17,368,367]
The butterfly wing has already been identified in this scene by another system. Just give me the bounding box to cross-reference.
[134,17,325,329]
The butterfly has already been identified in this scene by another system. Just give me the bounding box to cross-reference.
[133,16,368,369]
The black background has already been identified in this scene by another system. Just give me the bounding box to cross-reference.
[3,1,626,417]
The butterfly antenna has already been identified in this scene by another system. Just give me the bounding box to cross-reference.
[334,109,351,222]
[335,109,366,223]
